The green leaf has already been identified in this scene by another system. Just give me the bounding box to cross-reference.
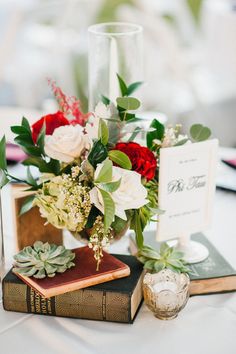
[98,189,115,230]
[146,119,165,149]
[174,138,189,146]
[116,97,141,111]
[21,117,32,134]
[37,123,46,154]
[47,159,60,175]
[98,119,109,145]
[23,157,60,175]
[125,117,145,124]
[11,126,29,135]
[19,195,35,216]
[111,215,129,235]
[128,127,142,142]
[0,136,7,170]
[119,112,135,122]
[101,95,110,105]
[85,206,100,228]
[95,158,112,183]
[81,160,94,179]
[127,81,143,96]
[98,178,121,193]
[27,167,37,187]
[143,259,156,270]
[190,124,211,142]
[134,210,144,249]
[116,73,128,96]
[108,150,132,170]
[88,140,108,168]
[0,170,9,189]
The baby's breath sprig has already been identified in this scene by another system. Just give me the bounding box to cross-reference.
[88,216,112,271]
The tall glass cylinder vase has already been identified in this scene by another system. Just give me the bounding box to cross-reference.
[88,22,143,110]
[0,189,5,284]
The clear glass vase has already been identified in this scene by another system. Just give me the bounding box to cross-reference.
[88,22,143,110]
[0,190,5,285]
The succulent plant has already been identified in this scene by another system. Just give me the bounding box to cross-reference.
[13,241,75,279]
[137,243,190,274]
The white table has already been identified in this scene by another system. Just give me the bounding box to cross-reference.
[0,144,236,353]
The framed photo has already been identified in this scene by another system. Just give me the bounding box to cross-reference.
[156,139,218,242]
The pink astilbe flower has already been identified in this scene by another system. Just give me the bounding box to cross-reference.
[48,79,91,126]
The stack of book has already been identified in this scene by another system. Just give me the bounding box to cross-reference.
[2,248,144,324]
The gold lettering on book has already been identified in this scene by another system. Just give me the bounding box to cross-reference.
[30,289,35,312]
[102,292,106,320]
[29,289,52,314]
[35,292,41,313]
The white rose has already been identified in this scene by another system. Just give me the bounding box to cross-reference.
[45,125,90,163]
[90,164,148,220]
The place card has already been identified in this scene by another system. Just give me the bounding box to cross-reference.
[157,139,218,242]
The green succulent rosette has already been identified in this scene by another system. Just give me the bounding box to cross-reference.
[13,241,75,279]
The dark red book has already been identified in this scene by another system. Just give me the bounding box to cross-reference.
[13,246,130,298]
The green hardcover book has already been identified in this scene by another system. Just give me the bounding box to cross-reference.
[129,232,236,296]
[2,254,144,324]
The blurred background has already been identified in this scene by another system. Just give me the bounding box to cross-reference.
[0,0,236,146]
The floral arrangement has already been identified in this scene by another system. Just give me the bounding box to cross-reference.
[0,75,211,272]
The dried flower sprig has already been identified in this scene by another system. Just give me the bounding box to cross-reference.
[48,79,91,126]
[88,216,112,271]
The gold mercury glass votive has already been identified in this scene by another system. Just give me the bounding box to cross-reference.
[143,269,190,320]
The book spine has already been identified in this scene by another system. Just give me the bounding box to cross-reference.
[2,280,132,323]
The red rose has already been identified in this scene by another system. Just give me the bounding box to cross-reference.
[31,111,69,143]
[113,142,157,180]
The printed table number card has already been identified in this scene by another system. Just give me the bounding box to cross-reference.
[157,140,218,245]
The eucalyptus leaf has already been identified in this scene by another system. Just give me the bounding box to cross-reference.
[190,124,211,142]
[174,138,189,146]
[116,97,141,111]
[108,150,132,170]
[98,188,115,230]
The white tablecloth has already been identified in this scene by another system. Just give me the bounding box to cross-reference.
[0,152,236,354]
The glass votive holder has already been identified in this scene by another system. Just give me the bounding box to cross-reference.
[143,269,190,320]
